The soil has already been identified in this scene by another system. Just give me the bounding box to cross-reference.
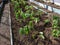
[35,0,60,9]
[10,1,60,45]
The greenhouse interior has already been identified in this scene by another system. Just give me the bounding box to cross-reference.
[0,0,60,45]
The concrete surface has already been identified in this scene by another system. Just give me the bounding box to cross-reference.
[0,3,10,45]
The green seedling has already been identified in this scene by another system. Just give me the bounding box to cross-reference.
[24,26,30,35]
[11,0,14,2]
[25,5,33,10]
[52,16,59,28]
[26,10,31,13]
[19,28,25,35]
[58,19,60,27]
[33,18,40,23]
[53,15,59,19]
[31,17,40,23]
[25,10,31,16]
[31,17,35,20]
[36,10,43,16]
[20,9,23,16]
[14,1,19,8]
[53,19,58,28]
[39,32,45,39]
[53,19,58,24]
[19,25,30,35]
[28,21,33,29]
[44,19,50,24]
[15,9,22,20]
[21,12,29,20]
[15,11,20,20]
[53,25,59,29]
[30,11,34,18]
[52,29,60,37]
[19,0,26,5]
[32,34,36,39]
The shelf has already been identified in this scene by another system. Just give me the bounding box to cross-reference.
[29,1,60,16]
[35,0,60,9]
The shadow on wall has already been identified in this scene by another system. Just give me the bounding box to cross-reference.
[0,0,9,23]
[0,2,4,23]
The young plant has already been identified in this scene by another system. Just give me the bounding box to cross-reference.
[24,26,30,35]
[19,28,25,35]
[21,12,29,21]
[52,29,60,37]
[19,0,26,5]
[52,16,59,28]
[19,25,30,35]
[14,1,20,10]
[58,18,60,26]
[53,19,58,28]
[36,10,43,16]
[33,18,40,23]
[29,10,34,19]
[39,32,45,39]
[53,15,59,20]
[25,5,33,10]
[28,21,33,29]
[44,19,50,24]
[15,10,20,20]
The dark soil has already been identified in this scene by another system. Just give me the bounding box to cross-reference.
[10,2,60,45]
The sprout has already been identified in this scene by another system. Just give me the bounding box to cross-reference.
[44,19,50,24]
[34,18,40,23]
[21,13,28,20]
[53,19,58,23]
[53,16,59,19]
[52,16,59,28]
[39,32,43,35]
[28,21,33,29]
[52,29,60,37]
[39,32,45,39]
[25,5,33,10]
[37,10,43,15]
[15,11,19,19]
[19,28,24,35]
[19,25,30,35]
[23,26,29,35]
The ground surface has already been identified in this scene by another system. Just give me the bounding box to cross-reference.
[0,3,10,45]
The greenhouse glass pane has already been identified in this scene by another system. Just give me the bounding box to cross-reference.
[54,0,60,3]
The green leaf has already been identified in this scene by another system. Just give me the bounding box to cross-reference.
[19,28,24,35]
[34,18,40,23]
[39,32,45,39]
[29,21,33,29]
[44,19,50,24]
[52,29,60,37]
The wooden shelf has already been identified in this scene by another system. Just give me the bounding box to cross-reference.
[29,1,60,16]
[35,0,60,9]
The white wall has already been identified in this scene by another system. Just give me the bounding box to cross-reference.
[43,0,60,6]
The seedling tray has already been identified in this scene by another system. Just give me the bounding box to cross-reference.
[10,0,60,45]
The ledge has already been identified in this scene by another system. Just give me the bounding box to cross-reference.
[29,0,60,14]
[29,1,60,16]
[35,0,60,9]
